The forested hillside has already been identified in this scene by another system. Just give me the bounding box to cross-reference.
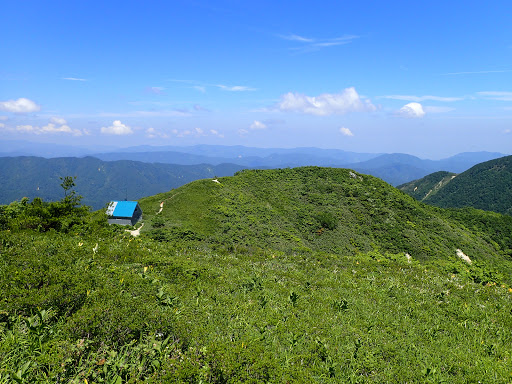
[398,171,457,201]
[0,156,245,209]
[400,155,512,215]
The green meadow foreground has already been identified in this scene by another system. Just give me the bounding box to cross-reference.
[1,168,511,382]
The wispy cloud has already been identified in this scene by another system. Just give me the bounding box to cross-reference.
[193,104,210,112]
[477,91,512,101]
[168,79,256,92]
[440,70,512,76]
[193,85,206,93]
[279,34,359,52]
[216,84,256,91]
[277,87,375,116]
[380,95,463,102]
[62,77,88,81]
[146,86,165,95]
[98,110,190,118]
[279,34,315,43]
[424,106,455,113]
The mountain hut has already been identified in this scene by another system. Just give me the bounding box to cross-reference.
[106,201,142,225]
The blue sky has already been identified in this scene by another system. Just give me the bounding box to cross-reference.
[1,0,511,158]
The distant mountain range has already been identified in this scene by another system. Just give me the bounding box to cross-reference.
[0,156,244,210]
[0,142,509,209]
[1,140,507,186]
[399,155,512,215]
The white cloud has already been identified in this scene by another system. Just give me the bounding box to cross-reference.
[14,119,84,136]
[62,77,87,81]
[210,129,224,138]
[101,120,133,135]
[238,129,249,136]
[0,123,5,129]
[0,116,7,121]
[0,98,41,113]
[278,87,375,116]
[16,125,36,133]
[424,106,455,113]
[250,120,267,130]
[477,91,512,101]
[50,116,67,125]
[170,127,212,138]
[146,127,169,139]
[41,123,73,134]
[381,95,463,102]
[399,102,425,118]
[504,129,511,134]
[339,127,354,136]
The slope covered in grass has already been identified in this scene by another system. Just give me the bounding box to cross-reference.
[1,225,511,382]
[2,167,512,382]
[140,167,512,280]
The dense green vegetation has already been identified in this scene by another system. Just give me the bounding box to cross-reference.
[426,156,512,215]
[0,156,244,210]
[141,167,512,280]
[400,155,512,216]
[1,167,512,382]
[398,171,457,201]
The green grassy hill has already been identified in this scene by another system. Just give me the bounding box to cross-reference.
[398,171,457,201]
[140,167,512,275]
[1,167,512,382]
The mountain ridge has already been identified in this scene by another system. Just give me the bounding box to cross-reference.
[399,155,512,215]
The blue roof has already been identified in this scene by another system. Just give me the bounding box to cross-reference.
[107,201,139,217]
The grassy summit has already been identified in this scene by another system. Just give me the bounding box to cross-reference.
[141,167,512,277]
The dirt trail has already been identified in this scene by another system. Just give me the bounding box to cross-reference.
[127,192,182,237]
[126,223,144,237]
[156,192,183,215]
